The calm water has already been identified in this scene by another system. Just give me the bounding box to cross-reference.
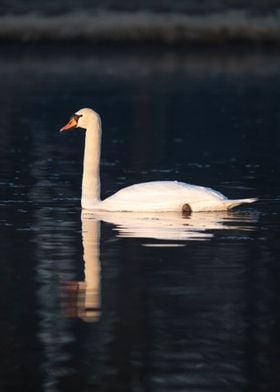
[0,45,280,392]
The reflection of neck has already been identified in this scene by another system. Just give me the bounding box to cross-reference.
[82,114,102,209]
[81,216,101,322]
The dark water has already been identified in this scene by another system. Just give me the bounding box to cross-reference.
[0,45,280,392]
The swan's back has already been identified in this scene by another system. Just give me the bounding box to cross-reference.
[97,181,229,212]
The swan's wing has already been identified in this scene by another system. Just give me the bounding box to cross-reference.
[98,181,227,212]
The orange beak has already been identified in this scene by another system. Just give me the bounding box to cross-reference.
[59,117,77,132]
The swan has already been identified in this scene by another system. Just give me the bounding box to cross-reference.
[60,108,257,212]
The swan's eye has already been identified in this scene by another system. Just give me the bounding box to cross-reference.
[73,114,83,122]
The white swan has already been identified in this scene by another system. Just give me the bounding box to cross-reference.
[60,108,257,212]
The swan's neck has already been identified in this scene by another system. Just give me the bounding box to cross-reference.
[81,114,102,209]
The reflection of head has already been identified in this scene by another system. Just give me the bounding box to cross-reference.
[62,281,100,322]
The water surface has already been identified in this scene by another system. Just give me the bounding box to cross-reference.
[0,45,279,392]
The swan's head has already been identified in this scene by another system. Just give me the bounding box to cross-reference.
[60,108,100,132]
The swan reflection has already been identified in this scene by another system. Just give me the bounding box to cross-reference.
[84,210,256,242]
[63,218,101,323]
[63,210,256,322]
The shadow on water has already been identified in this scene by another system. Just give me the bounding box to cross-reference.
[0,45,280,392]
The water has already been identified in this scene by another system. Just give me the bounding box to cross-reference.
[0,45,280,392]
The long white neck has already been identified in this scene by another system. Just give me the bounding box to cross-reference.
[81,113,102,209]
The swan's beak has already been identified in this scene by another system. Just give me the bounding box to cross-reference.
[60,117,77,132]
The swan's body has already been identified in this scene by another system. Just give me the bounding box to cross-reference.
[94,181,255,212]
[60,108,257,212]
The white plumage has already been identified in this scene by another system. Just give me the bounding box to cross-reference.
[97,181,255,212]
[60,108,257,212]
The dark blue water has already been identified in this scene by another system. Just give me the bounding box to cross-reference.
[0,45,280,392]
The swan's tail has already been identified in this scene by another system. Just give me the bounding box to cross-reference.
[187,197,258,212]
[222,197,258,210]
